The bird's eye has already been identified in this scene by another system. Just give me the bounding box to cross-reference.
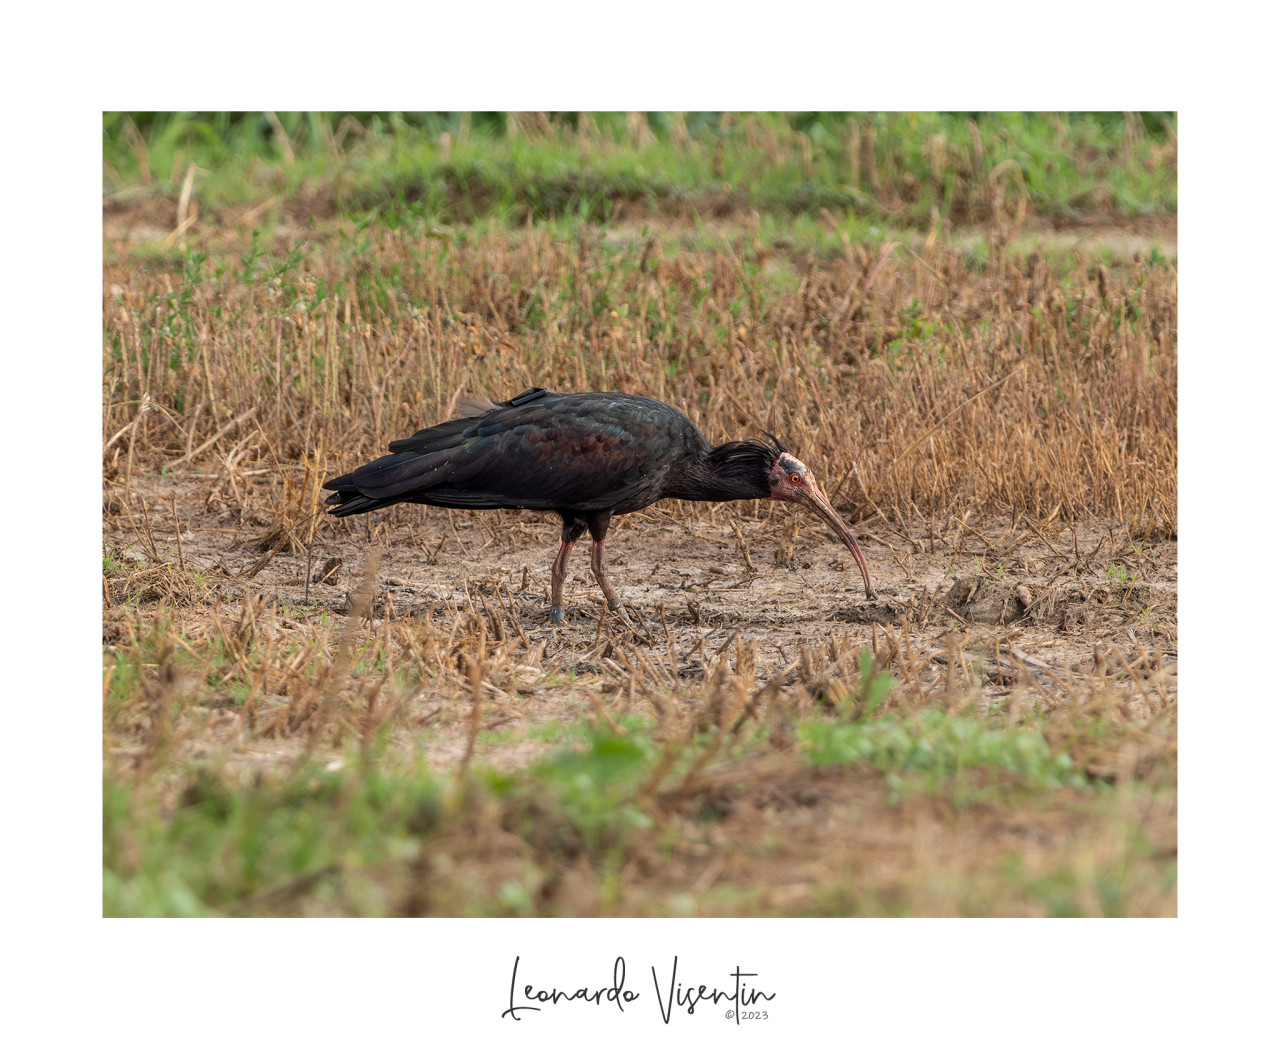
[790,473,801,483]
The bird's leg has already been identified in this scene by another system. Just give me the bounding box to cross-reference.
[583,512,628,620]
[550,517,589,625]
[588,538,629,620]
[549,540,574,625]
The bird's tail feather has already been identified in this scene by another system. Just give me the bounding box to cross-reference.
[323,490,398,517]
[324,449,454,506]
[323,386,548,517]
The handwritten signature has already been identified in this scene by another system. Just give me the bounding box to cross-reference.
[502,956,776,1024]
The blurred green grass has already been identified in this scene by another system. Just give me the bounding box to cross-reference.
[103,111,1176,229]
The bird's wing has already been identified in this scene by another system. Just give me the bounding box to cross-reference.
[328,392,702,514]
[385,387,548,455]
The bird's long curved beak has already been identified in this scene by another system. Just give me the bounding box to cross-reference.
[800,483,876,600]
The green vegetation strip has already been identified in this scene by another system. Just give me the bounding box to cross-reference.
[106,704,1107,916]
[105,111,1176,229]
[800,710,1090,799]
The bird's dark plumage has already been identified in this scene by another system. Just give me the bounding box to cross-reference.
[324,387,874,622]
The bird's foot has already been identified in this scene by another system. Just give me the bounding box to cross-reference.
[606,598,631,623]
[549,606,565,626]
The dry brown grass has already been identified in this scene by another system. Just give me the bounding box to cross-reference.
[104,226,1175,542]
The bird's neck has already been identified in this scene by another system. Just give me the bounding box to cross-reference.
[665,441,772,502]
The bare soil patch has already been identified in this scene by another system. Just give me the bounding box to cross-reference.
[105,471,1177,759]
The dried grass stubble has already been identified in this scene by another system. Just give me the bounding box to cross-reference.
[104,230,1176,540]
